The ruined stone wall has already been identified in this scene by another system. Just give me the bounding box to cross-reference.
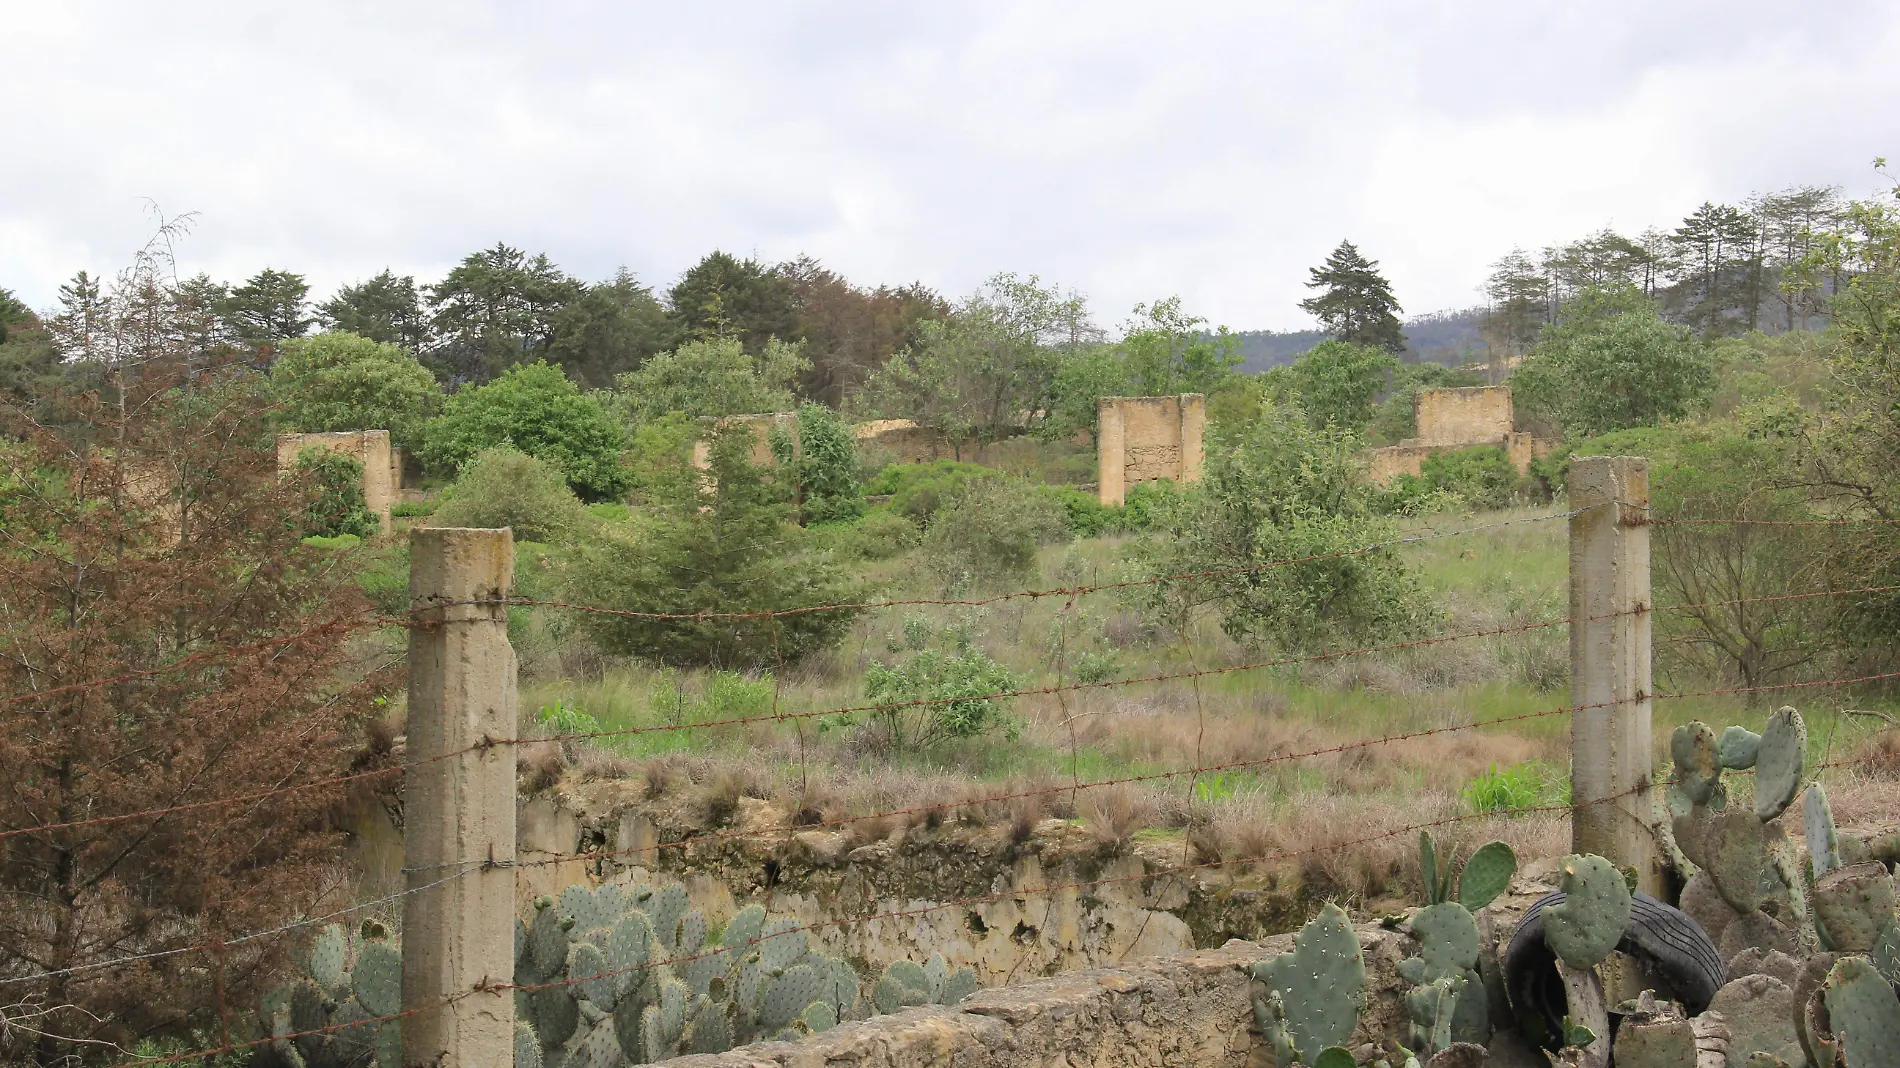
[1096,394,1205,506]
[1365,387,1560,483]
[1415,385,1513,446]
[276,430,394,531]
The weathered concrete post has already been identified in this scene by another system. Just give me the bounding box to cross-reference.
[1097,399,1127,507]
[402,527,517,1064]
[1568,456,1661,894]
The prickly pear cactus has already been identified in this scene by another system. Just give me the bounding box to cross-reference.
[1396,840,1512,1054]
[1825,955,1900,1066]
[871,953,978,1014]
[1754,706,1805,820]
[1807,783,1843,880]
[1249,902,1366,1065]
[1544,854,1630,969]
[1813,862,1898,954]
[1455,840,1516,912]
[266,923,404,1068]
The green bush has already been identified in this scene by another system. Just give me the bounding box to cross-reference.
[792,402,864,525]
[562,423,865,668]
[824,616,1020,754]
[431,446,591,544]
[865,461,998,523]
[611,335,805,425]
[1128,403,1424,651]
[419,361,629,500]
[1041,485,1121,538]
[270,331,442,447]
[390,498,436,517]
[923,476,1071,589]
[294,447,381,539]
[1419,445,1520,510]
[1120,479,1178,532]
[826,508,921,561]
[300,533,362,550]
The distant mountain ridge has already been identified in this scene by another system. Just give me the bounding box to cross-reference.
[1229,306,1489,372]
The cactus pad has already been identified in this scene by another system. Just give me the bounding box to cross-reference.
[757,917,808,972]
[1825,956,1900,1067]
[678,909,707,957]
[1807,783,1841,879]
[514,1021,542,1068]
[1249,902,1366,1063]
[723,904,766,953]
[559,884,602,934]
[330,999,375,1064]
[566,941,614,1007]
[640,1003,667,1063]
[311,924,350,995]
[1719,725,1762,769]
[802,999,838,1033]
[1543,854,1631,968]
[940,965,978,1005]
[1813,862,1898,954]
[651,884,689,949]
[1672,722,1724,805]
[288,979,328,1038]
[1456,841,1516,912]
[872,975,928,1015]
[530,988,579,1048]
[690,1003,734,1054]
[1754,707,1805,820]
[570,1019,621,1068]
[1399,902,1480,985]
[530,905,572,982]
[762,963,820,1029]
[351,940,402,1017]
[606,911,651,1001]
[1704,806,1767,913]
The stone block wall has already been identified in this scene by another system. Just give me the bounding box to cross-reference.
[1365,386,1558,482]
[1415,385,1513,446]
[1097,394,1205,506]
[276,430,395,531]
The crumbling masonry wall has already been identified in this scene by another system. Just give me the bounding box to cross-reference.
[1366,386,1554,481]
[1096,394,1206,506]
[276,430,395,532]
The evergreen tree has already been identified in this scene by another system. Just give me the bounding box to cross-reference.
[1665,202,1761,339]
[1298,240,1406,353]
[1482,248,1549,356]
[425,244,583,383]
[667,251,798,356]
[222,267,313,350]
[546,268,673,388]
[318,269,431,350]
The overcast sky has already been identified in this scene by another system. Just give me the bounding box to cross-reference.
[4,1,1897,331]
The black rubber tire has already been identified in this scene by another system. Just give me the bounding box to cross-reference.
[1503,890,1725,1049]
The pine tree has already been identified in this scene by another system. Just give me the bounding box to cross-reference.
[1298,240,1406,353]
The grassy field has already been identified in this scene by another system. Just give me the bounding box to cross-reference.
[511,501,1900,902]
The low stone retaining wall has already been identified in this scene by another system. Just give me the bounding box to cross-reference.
[667,930,1410,1068]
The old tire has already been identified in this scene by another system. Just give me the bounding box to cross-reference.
[1503,890,1725,1049]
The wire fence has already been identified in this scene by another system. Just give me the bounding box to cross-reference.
[9,503,1900,1065]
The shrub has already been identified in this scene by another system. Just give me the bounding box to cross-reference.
[294,446,381,539]
[865,460,998,522]
[1418,445,1519,510]
[1042,485,1120,538]
[300,532,362,550]
[827,508,922,561]
[792,402,864,524]
[825,616,1020,753]
[270,330,442,446]
[922,476,1070,589]
[1120,479,1178,532]
[390,498,436,517]
[562,423,866,667]
[1128,403,1425,651]
[622,411,697,505]
[612,335,805,425]
[430,446,591,544]
[419,360,630,499]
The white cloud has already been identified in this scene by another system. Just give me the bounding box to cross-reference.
[3,0,1897,330]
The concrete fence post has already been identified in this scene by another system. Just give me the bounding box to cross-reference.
[402,527,517,1065]
[1568,456,1662,894]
